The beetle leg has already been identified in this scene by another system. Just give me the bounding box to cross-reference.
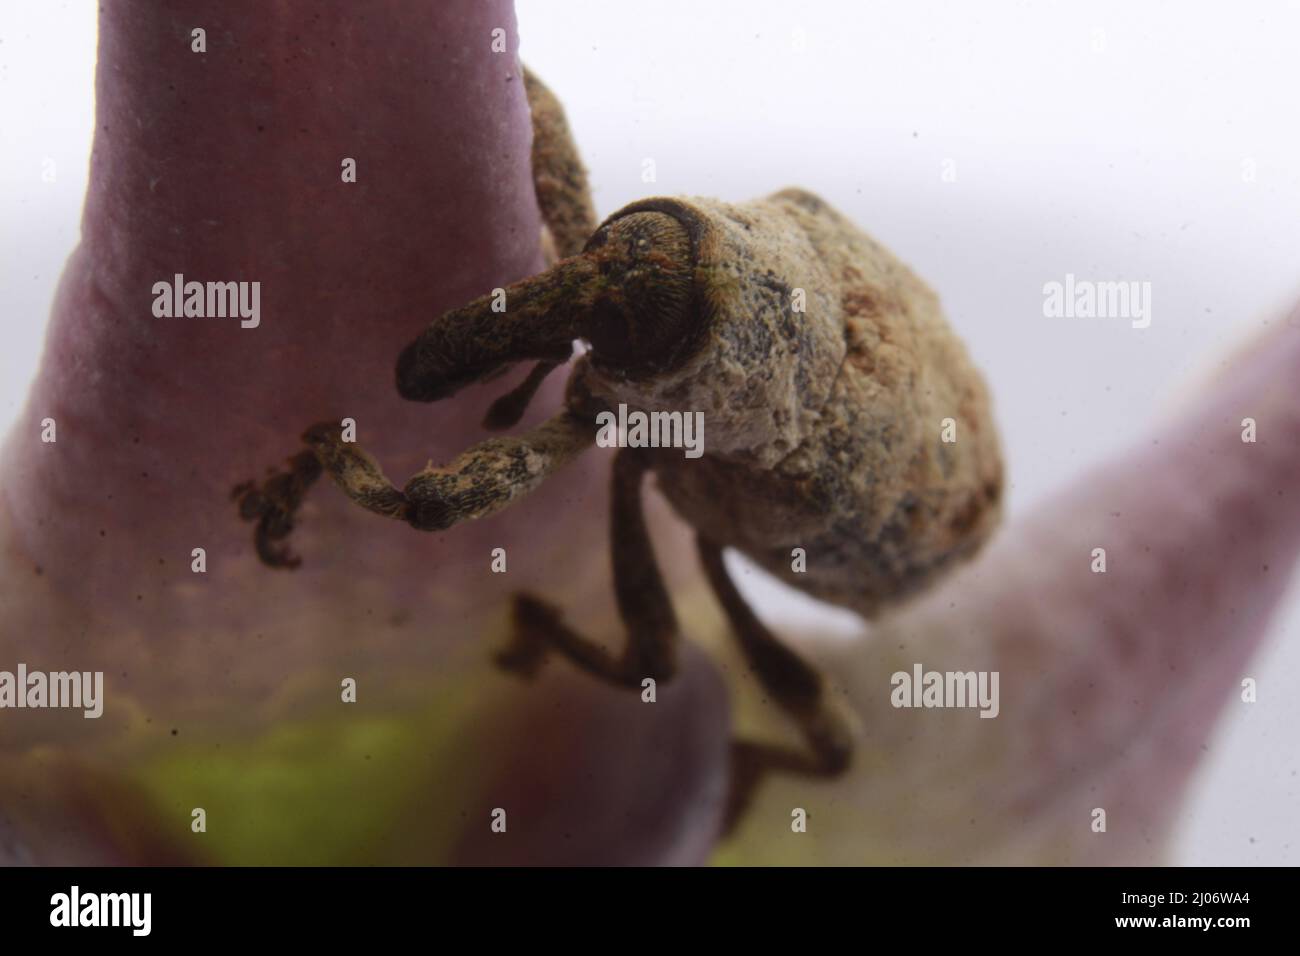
[722,741,839,837]
[496,449,678,687]
[232,450,323,569]
[307,411,594,532]
[522,65,598,262]
[383,66,597,428]
[482,360,560,430]
[695,536,853,833]
[469,67,597,431]
[235,410,594,567]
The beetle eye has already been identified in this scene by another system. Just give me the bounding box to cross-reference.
[581,212,696,373]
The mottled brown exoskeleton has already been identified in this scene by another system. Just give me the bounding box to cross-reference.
[235,67,1003,829]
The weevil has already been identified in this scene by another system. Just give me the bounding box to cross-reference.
[235,66,1004,829]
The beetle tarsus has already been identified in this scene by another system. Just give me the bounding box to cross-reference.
[233,450,323,570]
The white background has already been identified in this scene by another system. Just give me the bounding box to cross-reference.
[2,0,1298,863]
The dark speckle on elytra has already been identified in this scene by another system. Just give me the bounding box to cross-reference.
[98,529,106,537]
[170,729,178,736]
[34,566,42,576]
[256,125,265,133]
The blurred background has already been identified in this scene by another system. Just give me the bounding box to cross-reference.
[2,0,1297,863]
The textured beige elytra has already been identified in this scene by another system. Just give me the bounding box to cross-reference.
[575,189,1004,616]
